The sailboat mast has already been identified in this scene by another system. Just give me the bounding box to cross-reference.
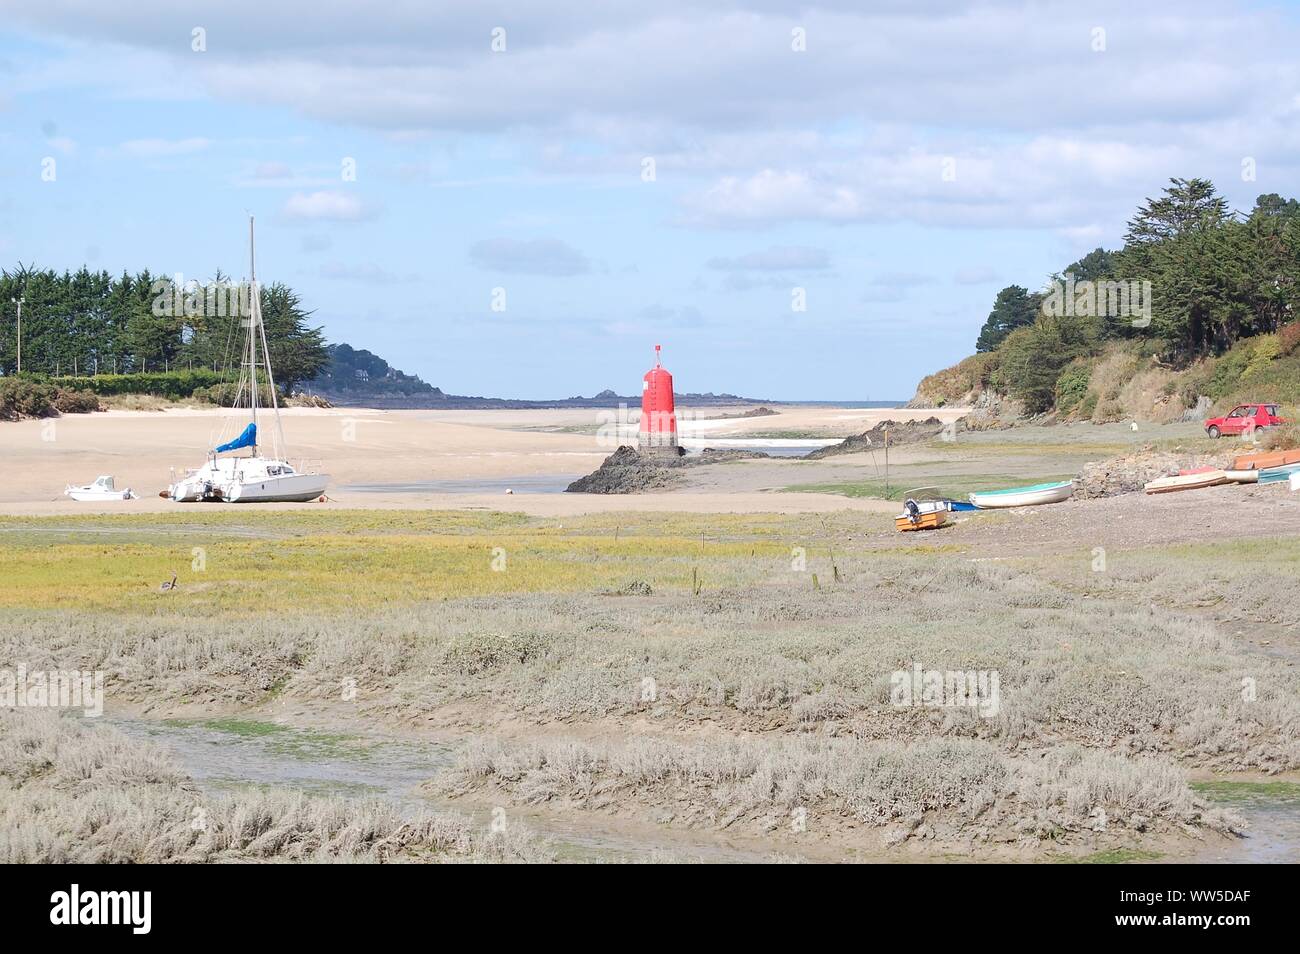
[245,215,289,459]
[248,216,258,449]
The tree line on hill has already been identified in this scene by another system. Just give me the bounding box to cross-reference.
[0,268,327,392]
[308,343,443,399]
[965,179,1299,412]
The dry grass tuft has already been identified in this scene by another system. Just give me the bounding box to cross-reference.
[437,734,1240,845]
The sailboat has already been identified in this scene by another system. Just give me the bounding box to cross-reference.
[168,218,330,503]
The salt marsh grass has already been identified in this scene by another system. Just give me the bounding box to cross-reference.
[2,510,1292,857]
[438,735,1239,844]
[0,710,548,863]
[4,540,1295,772]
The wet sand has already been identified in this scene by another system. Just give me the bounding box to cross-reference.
[0,404,962,516]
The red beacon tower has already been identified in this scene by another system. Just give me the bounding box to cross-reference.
[639,344,679,456]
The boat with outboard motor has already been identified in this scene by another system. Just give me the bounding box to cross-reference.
[65,475,138,501]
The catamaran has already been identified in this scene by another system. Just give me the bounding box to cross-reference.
[168,218,329,503]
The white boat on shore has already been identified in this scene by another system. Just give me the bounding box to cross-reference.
[65,475,138,502]
[169,451,328,503]
[168,218,329,504]
[969,480,1074,509]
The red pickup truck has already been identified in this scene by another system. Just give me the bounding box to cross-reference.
[1204,404,1288,438]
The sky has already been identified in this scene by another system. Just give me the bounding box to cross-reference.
[2,1,1299,400]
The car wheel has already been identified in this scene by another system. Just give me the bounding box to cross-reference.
[1207,426,1220,439]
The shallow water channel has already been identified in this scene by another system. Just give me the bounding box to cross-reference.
[104,717,780,862]
[104,717,1300,864]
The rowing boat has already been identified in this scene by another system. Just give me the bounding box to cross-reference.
[1143,470,1229,494]
[968,480,1074,509]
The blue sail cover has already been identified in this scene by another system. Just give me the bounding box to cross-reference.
[214,423,257,454]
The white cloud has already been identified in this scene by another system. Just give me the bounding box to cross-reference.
[682,170,865,227]
[282,190,375,222]
[17,3,1299,137]
[9,0,1300,236]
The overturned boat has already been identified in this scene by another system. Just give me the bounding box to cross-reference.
[169,218,329,504]
[1231,448,1300,471]
[1143,470,1229,494]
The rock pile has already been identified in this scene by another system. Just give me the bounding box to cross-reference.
[804,417,948,459]
[1076,447,1235,497]
[565,445,772,494]
[565,446,684,494]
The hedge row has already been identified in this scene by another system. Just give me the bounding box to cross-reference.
[31,370,226,398]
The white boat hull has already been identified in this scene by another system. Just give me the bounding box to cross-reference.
[66,489,136,501]
[65,476,136,502]
[224,473,329,502]
[969,481,1074,509]
[169,457,328,503]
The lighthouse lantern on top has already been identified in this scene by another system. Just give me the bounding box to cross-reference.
[638,344,679,456]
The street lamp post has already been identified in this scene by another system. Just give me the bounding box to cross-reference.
[10,297,22,373]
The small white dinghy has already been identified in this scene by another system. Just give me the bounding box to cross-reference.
[65,475,138,502]
[968,480,1074,509]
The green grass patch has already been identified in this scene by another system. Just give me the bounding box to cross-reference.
[191,718,293,738]
[0,510,832,615]
[163,718,372,760]
[923,439,1129,457]
[732,429,838,440]
[1190,780,1300,802]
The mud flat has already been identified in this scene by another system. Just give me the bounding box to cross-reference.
[2,498,1297,863]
